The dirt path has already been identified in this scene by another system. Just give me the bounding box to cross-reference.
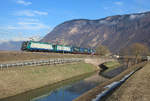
[107,62,150,101]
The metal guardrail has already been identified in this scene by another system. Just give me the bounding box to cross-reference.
[0,58,83,69]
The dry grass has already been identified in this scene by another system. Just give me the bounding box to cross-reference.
[0,51,95,63]
[0,62,97,99]
[107,62,150,101]
[103,61,121,73]
[103,61,120,69]
[74,62,147,101]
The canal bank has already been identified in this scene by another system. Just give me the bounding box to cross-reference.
[1,71,107,101]
[0,62,98,100]
[73,62,147,101]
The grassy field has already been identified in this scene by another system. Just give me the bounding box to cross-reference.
[0,62,97,99]
[0,51,97,63]
[103,61,120,68]
[103,61,121,72]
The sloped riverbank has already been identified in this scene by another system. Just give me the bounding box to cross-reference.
[74,62,147,101]
[0,62,97,100]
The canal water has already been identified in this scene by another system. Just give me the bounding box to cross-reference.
[2,72,107,101]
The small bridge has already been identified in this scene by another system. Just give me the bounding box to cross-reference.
[84,58,115,69]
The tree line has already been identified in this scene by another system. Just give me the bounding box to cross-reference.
[96,43,150,65]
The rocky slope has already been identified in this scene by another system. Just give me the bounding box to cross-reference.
[41,11,150,52]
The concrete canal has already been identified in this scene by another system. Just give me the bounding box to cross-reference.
[2,72,107,101]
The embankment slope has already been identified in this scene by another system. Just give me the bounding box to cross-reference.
[0,51,94,63]
[107,62,150,101]
[73,62,147,101]
[0,62,97,99]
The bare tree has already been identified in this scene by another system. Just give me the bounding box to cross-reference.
[120,43,150,64]
[129,43,150,63]
[96,45,110,56]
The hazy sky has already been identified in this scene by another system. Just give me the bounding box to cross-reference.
[0,0,150,42]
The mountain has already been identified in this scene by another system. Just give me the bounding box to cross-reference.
[41,11,150,52]
[0,41,22,51]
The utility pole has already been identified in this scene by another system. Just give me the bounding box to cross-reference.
[55,38,59,45]
[62,36,65,54]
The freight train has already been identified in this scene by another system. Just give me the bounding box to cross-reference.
[21,41,95,54]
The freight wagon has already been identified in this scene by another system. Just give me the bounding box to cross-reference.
[54,45,72,53]
[21,41,95,54]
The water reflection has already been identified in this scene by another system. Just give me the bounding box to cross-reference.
[66,81,99,95]
[31,80,99,101]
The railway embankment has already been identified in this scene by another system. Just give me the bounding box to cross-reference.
[0,62,98,99]
[0,51,95,63]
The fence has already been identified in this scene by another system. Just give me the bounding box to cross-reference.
[0,58,83,69]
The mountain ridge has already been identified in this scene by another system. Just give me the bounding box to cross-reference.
[41,11,150,52]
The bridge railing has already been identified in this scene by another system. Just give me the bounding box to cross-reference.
[0,58,83,69]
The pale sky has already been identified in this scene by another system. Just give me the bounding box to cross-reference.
[0,0,150,43]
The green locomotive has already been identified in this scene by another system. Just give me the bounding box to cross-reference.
[21,41,95,54]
